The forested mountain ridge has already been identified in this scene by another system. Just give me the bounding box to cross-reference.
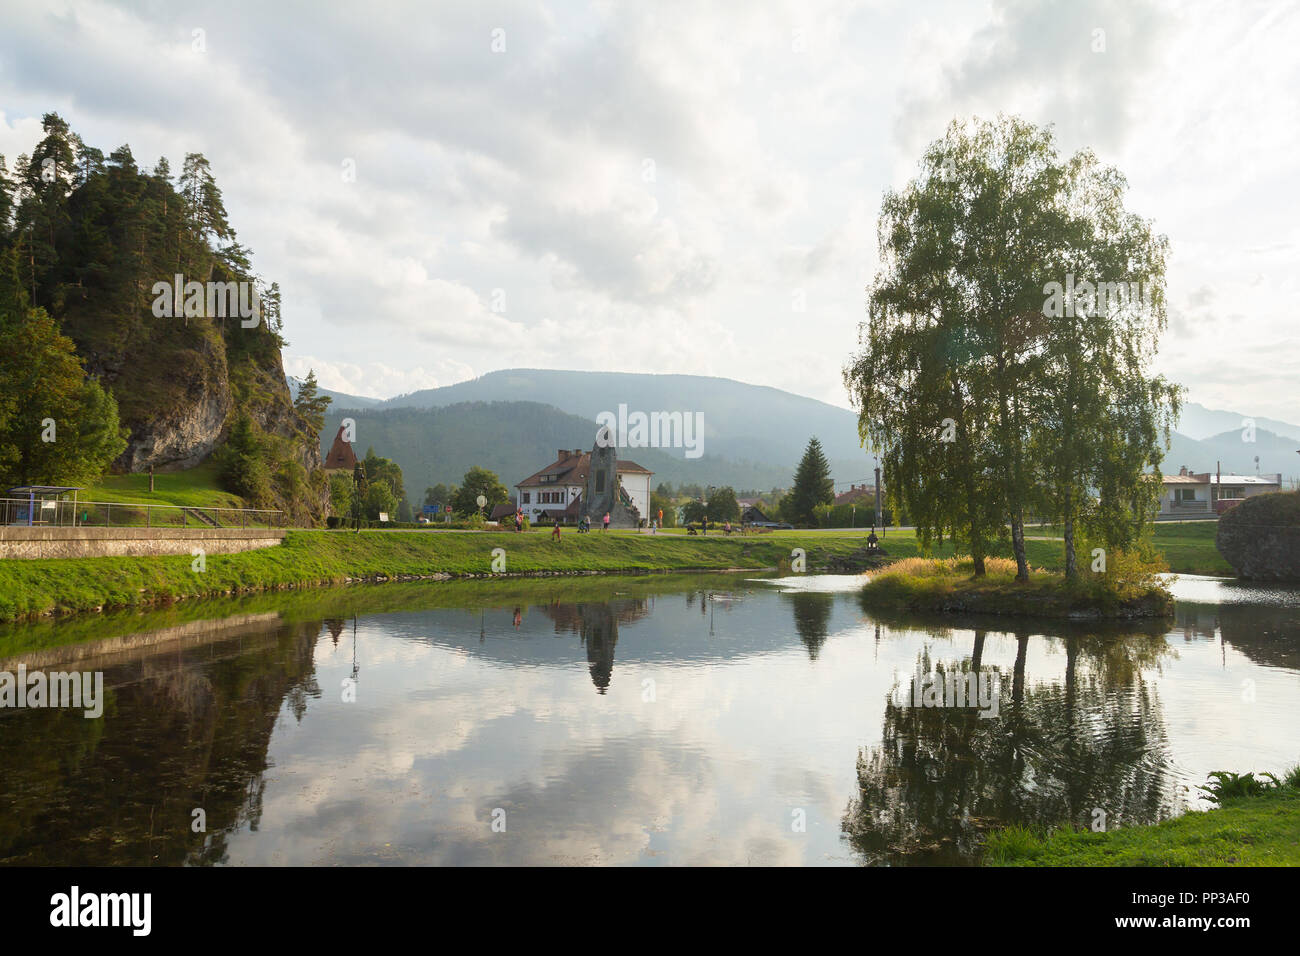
[304,369,1300,492]
[318,400,799,492]
[0,112,326,522]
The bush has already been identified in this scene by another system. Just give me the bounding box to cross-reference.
[1073,545,1168,600]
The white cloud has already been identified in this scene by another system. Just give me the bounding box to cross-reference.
[1,0,1295,415]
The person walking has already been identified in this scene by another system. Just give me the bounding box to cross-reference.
[602,512,610,531]
[552,521,562,542]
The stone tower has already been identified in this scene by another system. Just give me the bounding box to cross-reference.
[582,435,640,528]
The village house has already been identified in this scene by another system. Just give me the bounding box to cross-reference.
[515,449,653,525]
[1159,466,1282,517]
[834,483,876,507]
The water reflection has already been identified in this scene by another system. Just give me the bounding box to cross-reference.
[842,628,1179,864]
[0,622,321,865]
[538,599,650,692]
[787,592,834,659]
[0,574,1296,866]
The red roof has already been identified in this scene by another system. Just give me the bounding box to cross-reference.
[517,450,652,488]
[834,484,875,506]
[323,426,357,470]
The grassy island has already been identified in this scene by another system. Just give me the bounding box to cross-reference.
[858,556,1173,620]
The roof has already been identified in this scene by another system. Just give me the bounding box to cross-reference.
[1161,473,1281,485]
[323,425,358,470]
[1208,475,1281,485]
[517,450,652,488]
[834,487,875,506]
[490,500,518,520]
[5,486,83,494]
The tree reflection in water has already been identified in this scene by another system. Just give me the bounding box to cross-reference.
[842,615,1180,865]
[786,592,834,660]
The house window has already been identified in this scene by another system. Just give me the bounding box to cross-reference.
[522,492,530,504]
[1176,488,1196,502]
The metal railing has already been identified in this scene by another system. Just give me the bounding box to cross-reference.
[0,498,284,529]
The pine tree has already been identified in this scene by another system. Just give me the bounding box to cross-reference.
[293,369,331,433]
[785,437,834,527]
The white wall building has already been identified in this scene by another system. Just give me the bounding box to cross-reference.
[515,449,653,524]
[1159,467,1282,517]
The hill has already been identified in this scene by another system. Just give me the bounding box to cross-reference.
[313,368,1299,493]
[324,368,875,489]
[320,401,797,492]
[1166,426,1300,477]
[1175,402,1300,443]
[0,112,326,522]
[288,376,383,410]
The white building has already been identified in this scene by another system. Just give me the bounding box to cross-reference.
[515,449,654,524]
[1159,467,1282,517]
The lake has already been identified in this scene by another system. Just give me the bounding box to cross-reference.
[1,572,1297,865]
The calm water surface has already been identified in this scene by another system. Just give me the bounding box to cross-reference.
[1,572,1297,866]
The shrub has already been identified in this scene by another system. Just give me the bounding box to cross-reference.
[1197,770,1282,803]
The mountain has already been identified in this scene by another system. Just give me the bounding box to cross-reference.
[288,376,383,409]
[320,401,798,492]
[1175,402,1300,443]
[1167,427,1300,477]
[360,368,873,487]
[313,368,1300,495]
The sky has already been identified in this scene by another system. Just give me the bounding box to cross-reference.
[1,0,1297,417]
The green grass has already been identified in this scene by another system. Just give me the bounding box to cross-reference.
[857,555,1172,619]
[1025,522,1230,576]
[0,519,1227,624]
[984,769,1300,866]
[80,462,245,509]
[0,528,878,623]
[1148,522,1233,576]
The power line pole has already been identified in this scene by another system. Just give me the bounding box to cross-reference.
[874,461,883,530]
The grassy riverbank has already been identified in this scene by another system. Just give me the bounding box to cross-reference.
[0,521,1224,623]
[858,556,1173,619]
[0,528,862,622]
[984,770,1300,866]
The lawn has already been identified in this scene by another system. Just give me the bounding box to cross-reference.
[0,518,1229,623]
[80,462,245,509]
[984,771,1300,866]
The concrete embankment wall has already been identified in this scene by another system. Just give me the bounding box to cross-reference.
[0,527,286,559]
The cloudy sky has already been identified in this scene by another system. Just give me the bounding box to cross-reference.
[1,0,1297,417]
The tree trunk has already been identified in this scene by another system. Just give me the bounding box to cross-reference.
[1010,510,1029,582]
[1063,487,1077,579]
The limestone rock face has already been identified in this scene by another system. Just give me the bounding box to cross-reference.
[119,383,231,472]
[1216,491,1300,581]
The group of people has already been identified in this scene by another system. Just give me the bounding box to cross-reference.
[551,511,611,540]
